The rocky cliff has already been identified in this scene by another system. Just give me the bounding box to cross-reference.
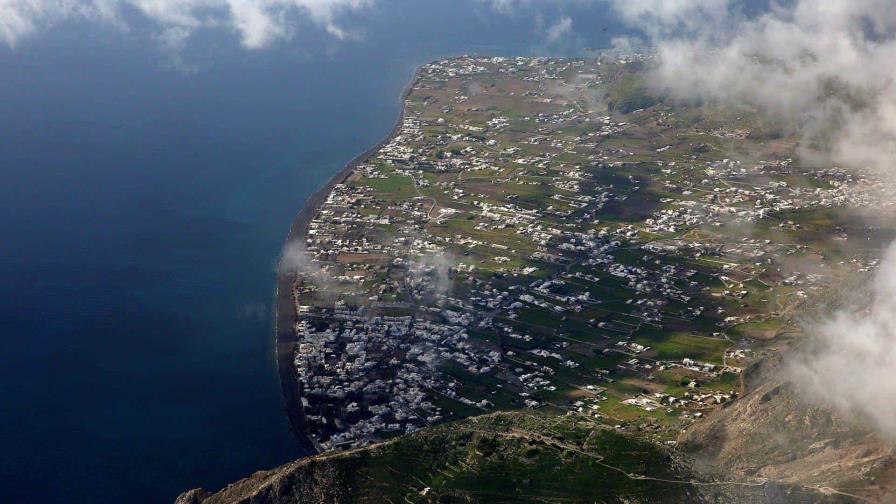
[678,354,896,502]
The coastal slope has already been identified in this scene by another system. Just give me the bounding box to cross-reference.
[177,411,847,504]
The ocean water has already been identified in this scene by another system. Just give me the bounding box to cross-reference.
[0,3,624,502]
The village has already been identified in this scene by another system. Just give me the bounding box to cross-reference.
[286,56,895,451]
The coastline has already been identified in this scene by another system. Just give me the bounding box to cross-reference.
[274,65,422,454]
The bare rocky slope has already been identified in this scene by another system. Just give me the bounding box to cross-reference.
[678,353,896,502]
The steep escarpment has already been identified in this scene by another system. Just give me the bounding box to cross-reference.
[175,454,353,504]
[678,354,896,501]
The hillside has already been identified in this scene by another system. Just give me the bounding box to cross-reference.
[177,411,851,503]
[678,354,896,502]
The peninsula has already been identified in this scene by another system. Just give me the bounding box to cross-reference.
[186,55,896,503]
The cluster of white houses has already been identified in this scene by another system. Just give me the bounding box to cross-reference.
[289,56,888,451]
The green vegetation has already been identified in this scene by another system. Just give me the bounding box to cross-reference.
[358,174,415,199]
[635,330,730,364]
[605,73,661,113]
[199,412,712,504]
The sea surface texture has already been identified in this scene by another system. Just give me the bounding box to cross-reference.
[0,3,623,502]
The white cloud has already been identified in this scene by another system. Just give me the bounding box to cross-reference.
[545,14,571,42]
[610,0,731,36]
[610,0,896,176]
[789,248,896,438]
[0,0,372,49]
[481,0,528,15]
[0,0,68,47]
[480,0,601,16]
[608,0,896,439]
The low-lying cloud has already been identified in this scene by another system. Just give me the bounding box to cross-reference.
[279,239,321,275]
[279,240,344,302]
[611,0,896,175]
[545,15,572,43]
[0,0,371,49]
[607,0,896,438]
[789,249,894,437]
[408,252,456,300]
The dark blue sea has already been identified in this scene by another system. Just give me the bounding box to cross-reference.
[0,2,625,502]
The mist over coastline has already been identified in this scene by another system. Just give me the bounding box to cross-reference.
[608,0,896,439]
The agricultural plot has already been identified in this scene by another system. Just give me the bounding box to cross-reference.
[287,55,896,452]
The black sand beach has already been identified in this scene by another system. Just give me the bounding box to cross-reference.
[274,67,421,453]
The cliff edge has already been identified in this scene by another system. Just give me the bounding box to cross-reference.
[177,411,853,504]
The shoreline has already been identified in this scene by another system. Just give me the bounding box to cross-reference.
[274,65,422,454]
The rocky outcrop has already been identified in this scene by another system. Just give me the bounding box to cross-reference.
[178,453,358,504]
[175,489,210,504]
[679,356,896,501]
